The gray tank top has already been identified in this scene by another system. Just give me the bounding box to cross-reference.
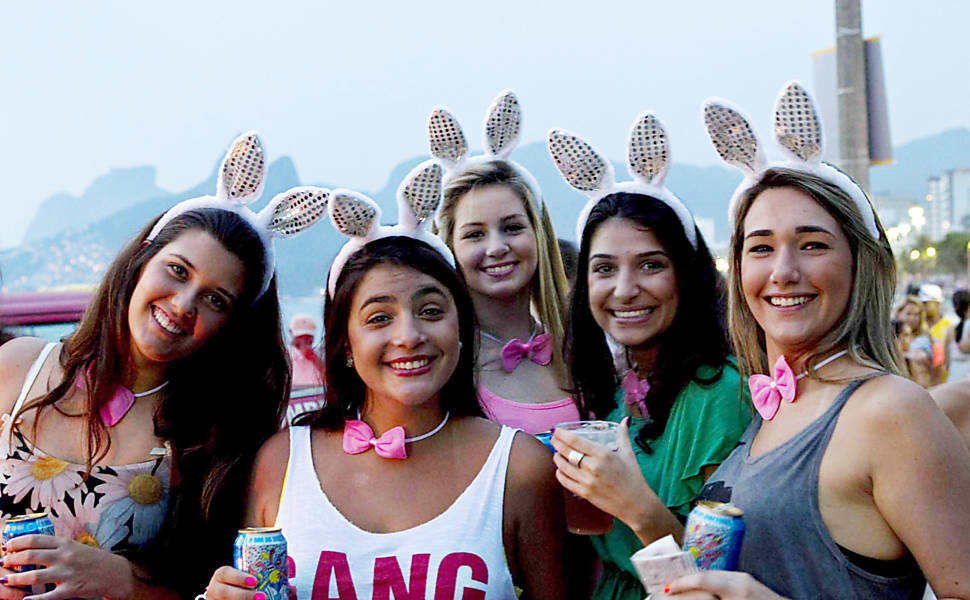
[699,378,925,599]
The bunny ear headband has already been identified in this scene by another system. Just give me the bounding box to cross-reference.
[428,89,544,228]
[326,159,455,298]
[702,80,879,239]
[148,131,330,299]
[546,112,698,248]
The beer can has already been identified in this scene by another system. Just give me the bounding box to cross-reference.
[682,501,745,570]
[234,527,288,599]
[2,513,56,594]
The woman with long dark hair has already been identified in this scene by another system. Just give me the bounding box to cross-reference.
[0,132,326,599]
[204,167,566,600]
[545,115,750,600]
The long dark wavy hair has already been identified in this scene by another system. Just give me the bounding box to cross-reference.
[296,236,483,428]
[16,209,289,595]
[565,193,730,452]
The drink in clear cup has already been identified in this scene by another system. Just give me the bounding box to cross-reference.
[556,420,619,535]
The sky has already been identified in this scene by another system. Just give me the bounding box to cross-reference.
[2,1,968,249]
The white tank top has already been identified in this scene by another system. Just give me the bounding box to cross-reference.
[276,424,518,600]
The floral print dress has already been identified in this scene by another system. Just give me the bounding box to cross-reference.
[0,343,170,554]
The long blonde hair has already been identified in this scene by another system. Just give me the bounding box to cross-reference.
[728,168,900,381]
[436,160,570,377]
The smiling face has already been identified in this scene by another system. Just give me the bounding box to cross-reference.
[451,184,538,302]
[346,263,461,409]
[587,217,679,352]
[740,187,854,358]
[127,230,245,369]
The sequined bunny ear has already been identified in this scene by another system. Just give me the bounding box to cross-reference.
[217,131,267,204]
[628,113,670,187]
[429,107,468,169]
[329,192,381,240]
[397,160,443,230]
[547,130,615,194]
[483,90,521,160]
[773,81,823,163]
[260,187,330,239]
[703,101,765,175]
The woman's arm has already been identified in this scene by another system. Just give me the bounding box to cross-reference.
[862,377,970,599]
[204,430,291,600]
[0,337,50,416]
[552,419,684,545]
[2,535,180,600]
[505,432,567,600]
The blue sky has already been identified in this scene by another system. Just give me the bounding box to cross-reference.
[2,1,968,248]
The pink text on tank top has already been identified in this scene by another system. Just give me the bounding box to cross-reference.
[312,551,489,599]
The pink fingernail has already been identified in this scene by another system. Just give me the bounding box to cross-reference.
[254,593,266,600]
[245,576,257,587]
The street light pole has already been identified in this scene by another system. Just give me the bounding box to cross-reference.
[835,0,870,192]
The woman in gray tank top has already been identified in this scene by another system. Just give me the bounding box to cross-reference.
[667,84,970,599]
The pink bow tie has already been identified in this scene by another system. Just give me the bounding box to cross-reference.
[342,420,408,459]
[621,370,650,417]
[748,354,797,420]
[501,333,553,373]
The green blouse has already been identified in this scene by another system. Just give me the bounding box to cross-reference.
[591,359,751,600]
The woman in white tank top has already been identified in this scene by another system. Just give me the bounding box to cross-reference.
[205,232,567,599]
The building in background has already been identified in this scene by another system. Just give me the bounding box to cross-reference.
[927,168,970,241]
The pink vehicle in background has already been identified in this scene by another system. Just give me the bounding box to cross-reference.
[0,290,93,343]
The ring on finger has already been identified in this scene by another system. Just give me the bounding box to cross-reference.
[567,449,586,468]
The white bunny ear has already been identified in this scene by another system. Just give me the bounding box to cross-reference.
[773,81,823,162]
[398,160,443,229]
[483,90,521,160]
[703,101,764,174]
[547,130,613,194]
[217,131,267,204]
[628,113,670,186]
[429,107,468,168]
[329,191,381,239]
[260,187,330,239]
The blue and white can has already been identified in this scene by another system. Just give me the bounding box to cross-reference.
[682,501,745,571]
[234,527,289,600]
[2,513,56,594]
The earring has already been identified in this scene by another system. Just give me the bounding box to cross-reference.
[346,355,354,368]
[458,340,463,350]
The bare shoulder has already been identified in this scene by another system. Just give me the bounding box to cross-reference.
[247,428,291,526]
[930,380,970,446]
[847,373,939,425]
[845,373,962,454]
[0,337,54,414]
[507,430,556,489]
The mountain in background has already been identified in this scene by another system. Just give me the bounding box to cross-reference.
[870,127,970,198]
[5,127,968,297]
[23,166,166,244]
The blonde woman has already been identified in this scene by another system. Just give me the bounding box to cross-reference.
[895,296,933,387]
[432,93,576,434]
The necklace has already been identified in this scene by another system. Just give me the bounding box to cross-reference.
[343,411,451,460]
[76,374,169,427]
[479,326,553,373]
[749,349,849,421]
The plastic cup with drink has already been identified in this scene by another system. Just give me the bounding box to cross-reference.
[555,420,619,535]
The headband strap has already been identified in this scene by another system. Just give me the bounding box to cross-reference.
[702,81,880,239]
[327,160,455,298]
[546,112,698,248]
[148,131,330,299]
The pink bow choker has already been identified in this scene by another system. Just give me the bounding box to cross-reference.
[481,329,553,373]
[75,370,170,427]
[748,350,849,420]
[621,370,650,418]
[342,412,450,460]
[748,355,796,420]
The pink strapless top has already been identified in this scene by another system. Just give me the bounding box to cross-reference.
[477,384,580,434]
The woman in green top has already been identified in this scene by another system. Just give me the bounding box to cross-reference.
[550,190,750,600]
